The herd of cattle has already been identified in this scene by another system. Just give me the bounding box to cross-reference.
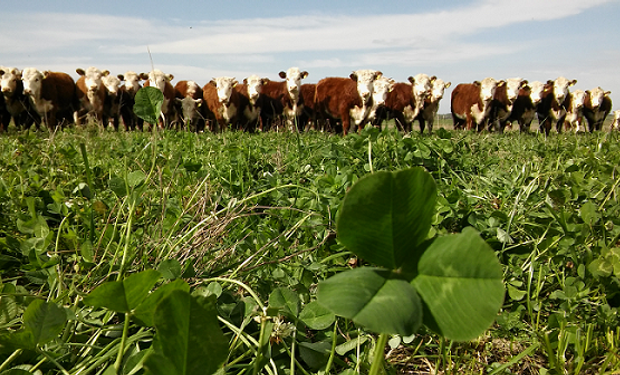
[0,65,616,135]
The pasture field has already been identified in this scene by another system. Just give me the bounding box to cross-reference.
[1,124,620,375]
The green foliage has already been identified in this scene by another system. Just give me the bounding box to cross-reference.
[134,87,164,125]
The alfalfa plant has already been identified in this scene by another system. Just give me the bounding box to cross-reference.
[316,167,505,374]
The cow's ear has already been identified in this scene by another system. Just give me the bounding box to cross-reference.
[139,73,149,80]
[569,79,577,86]
[605,91,612,96]
[350,72,358,81]
[167,74,174,81]
[473,81,481,86]
[430,75,437,83]
[547,80,554,85]
[445,82,452,89]
[233,80,239,87]
[102,70,110,77]
[262,78,270,84]
[209,80,217,87]
[279,71,287,79]
[76,68,86,76]
[301,71,309,79]
[375,71,383,79]
[0,69,4,76]
[42,71,50,79]
[243,78,248,85]
[520,80,528,88]
[407,76,415,84]
[497,80,506,87]
[117,74,124,81]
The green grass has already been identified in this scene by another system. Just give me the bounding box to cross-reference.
[1,125,620,374]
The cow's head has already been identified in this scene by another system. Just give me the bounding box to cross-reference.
[119,71,143,95]
[527,81,546,106]
[0,67,21,95]
[429,79,451,103]
[279,67,308,100]
[77,67,107,93]
[21,68,46,99]
[506,78,528,103]
[408,74,436,101]
[475,77,500,103]
[587,87,611,109]
[244,75,268,104]
[102,73,121,97]
[210,77,238,105]
[148,69,174,93]
[552,77,577,104]
[372,76,395,107]
[571,90,587,110]
[350,69,382,104]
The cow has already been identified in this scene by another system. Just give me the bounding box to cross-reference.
[536,77,577,135]
[174,80,204,132]
[144,69,176,129]
[101,73,122,131]
[202,76,241,132]
[583,87,612,132]
[611,110,620,132]
[316,69,383,135]
[363,76,395,131]
[415,78,451,134]
[489,78,528,133]
[451,78,503,132]
[563,89,587,132]
[118,71,144,131]
[75,67,108,127]
[259,67,309,132]
[503,81,546,133]
[21,68,78,130]
[0,67,34,131]
[299,83,318,131]
[234,75,267,132]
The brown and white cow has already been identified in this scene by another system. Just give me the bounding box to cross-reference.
[489,78,528,132]
[563,89,587,132]
[610,110,620,132]
[259,67,309,132]
[0,67,34,131]
[504,81,546,133]
[202,76,241,132]
[363,76,395,131]
[174,80,204,132]
[101,73,122,131]
[234,75,267,132]
[451,78,503,131]
[583,87,612,132]
[21,68,78,130]
[75,67,108,127]
[118,71,144,131]
[144,69,176,129]
[316,69,382,135]
[416,78,451,134]
[536,77,577,135]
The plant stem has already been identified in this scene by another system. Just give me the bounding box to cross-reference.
[253,317,268,375]
[0,349,22,372]
[368,333,388,375]
[113,312,131,375]
[324,321,338,375]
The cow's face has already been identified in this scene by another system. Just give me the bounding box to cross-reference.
[212,77,238,104]
[279,67,308,98]
[244,75,266,103]
[372,76,395,107]
[102,74,121,96]
[478,77,499,103]
[179,96,202,121]
[506,78,527,103]
[77,67,106,93]
[429,79,451,103]
[553,77,577,104]
[587,87,610,109]
[528,81,546,105]
[0,67,21,95]
[148,69,173,93]
[22,68,45,98]
[571,90,586,110]
[122,71,142,94]
[350,69,382,104]
[408,74,435,100]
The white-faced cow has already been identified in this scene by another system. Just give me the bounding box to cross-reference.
[416,78,451,134]
[144,69,176,129]
[235,75,268,132]
[202,76,240,132]
[489,78,528,132]
[504,81,546,133]
[101,73,122,130]
[259,67,309,132]
[316,69,383,135]
[364,76,395,130]
[21,68,78,130]
[75,67,108,127]
[563,89,587,132]
[174,80,204,132]
[0,67,34,131]
[610,110,620,132]
[451,78,503,131]
[536,77,577,135]
[583,87,612,132]
[118,71,144,131]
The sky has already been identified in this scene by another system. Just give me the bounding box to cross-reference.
[2,0,620,114]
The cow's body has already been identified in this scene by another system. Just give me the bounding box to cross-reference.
[144,69,176,129]
[174,80,204,132]
[583,87,612,132]
[563,89,587,132]
[75,67,108,127]
[118,71,144,131]
[415,78,451,134]
[610,110,620,132]
[202,76,240,132]
[489,78,527,132]
[316,70,382,135]
[0,67,34,131]
[234,75,267,132]
[259,67,308,132]
[299,83,317,131]
[451,78,502,131]
[536,77,576,135]
[21,68,77,129]
[101,74,122,130]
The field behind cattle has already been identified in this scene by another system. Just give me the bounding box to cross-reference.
[1,126,620,375]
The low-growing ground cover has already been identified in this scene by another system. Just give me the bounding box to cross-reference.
[1,125,620,374]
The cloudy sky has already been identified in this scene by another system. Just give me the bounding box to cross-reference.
[2,0,619,113]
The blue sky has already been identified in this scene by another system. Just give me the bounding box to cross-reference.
[2,0,620,113]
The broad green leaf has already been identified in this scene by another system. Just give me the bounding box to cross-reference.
[299,301,335,330]
[336,168,436,269]
[412,228,504,341]
[317,268,422,336]
[133,279,190,327]
[298,341,331,370]
[83,270,161,313]
[127,170,146,188]
[579,201,600,225]
[269,287,300,319]
[108,176,127,197]
[134,87,164,125]
[23,300,67,346]
[158,259,182,280]
[143,290,227,375]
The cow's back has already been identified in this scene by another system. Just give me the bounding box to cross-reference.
[43,72,77,112]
